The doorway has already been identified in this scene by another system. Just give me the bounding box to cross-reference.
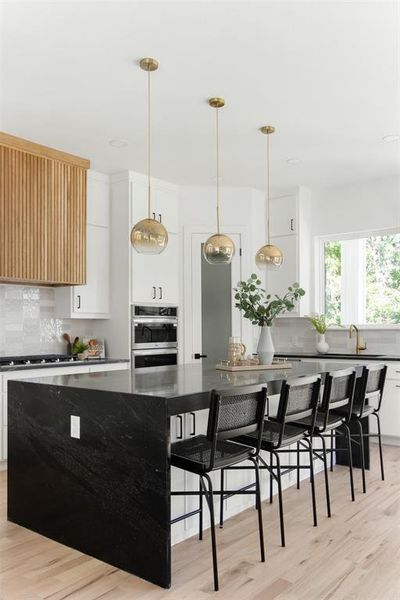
[188,232,242,365]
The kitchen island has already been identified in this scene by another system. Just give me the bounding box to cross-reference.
[7,361,369,589]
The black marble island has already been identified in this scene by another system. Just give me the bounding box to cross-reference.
[7,361,366,589]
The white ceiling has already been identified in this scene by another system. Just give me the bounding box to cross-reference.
[1,0,399,192]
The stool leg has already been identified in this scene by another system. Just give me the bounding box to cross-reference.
[374,412,385,481]
[272,450,286,547]
[269,451,274,504]
[356,418,367,493]
[250,457,265,562]
[343,423,355,501]
[318,433,331,518]
[219,469,224,528]
[330,430,334,471]
[297,442,300,489]
[199,479,203,540]
[306,438,317,527]
[201,474,219,592]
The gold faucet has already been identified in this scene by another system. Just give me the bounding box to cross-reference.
[349,324,367,355]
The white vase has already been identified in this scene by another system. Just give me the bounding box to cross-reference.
[316,333,329,354]
[257,325,275,365]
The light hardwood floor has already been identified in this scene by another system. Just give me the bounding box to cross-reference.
[1,446,399,600]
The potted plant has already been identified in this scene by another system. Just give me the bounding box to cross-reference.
[234,274,305,364]
[72,338,89,360]
[306,314,331,353]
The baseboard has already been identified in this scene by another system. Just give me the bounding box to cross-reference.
[371,435,400,447]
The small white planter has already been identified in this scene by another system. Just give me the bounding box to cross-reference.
[257,325,275,365]
[316,333,329,354]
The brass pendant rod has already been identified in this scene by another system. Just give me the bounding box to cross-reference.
[267,131,270,243]
[216,106,220,235]
[147,68,151,220]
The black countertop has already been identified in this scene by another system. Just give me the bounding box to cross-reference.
[275,352,400,362]
[0,358,129,373]
[20,360,369,415]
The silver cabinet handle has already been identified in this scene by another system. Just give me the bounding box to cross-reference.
[159,213,162,223]
[152,212,156,220]
[290,218,294,231]
[176,415,183,439]
[77,295,81,310]
[152,286,156,299]
[158,286,163,300]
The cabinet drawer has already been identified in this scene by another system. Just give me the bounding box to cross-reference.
[88,362,129,373]
[386,363,400,381]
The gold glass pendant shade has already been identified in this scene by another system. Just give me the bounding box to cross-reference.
[130,218,168,254]
[131,57,168,254]
[255,125,283,270]
[203,233,236,264]
[203,97,235,265]
[255,243,283,269]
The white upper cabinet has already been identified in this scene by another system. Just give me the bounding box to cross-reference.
[130,173,179,305]
[55,170,110,319]
[266,187,311,317]
[269,195,297,237]
[131,233,179,305]
[131,176,178,234]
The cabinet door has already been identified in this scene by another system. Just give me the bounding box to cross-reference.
[153,186,178,234]
[87,173,110,227]
[73,225,109,315]
[377,380,400,437]
[266,235,297,299]
[130,180,148,226]
[270,195,296,237]
[157,233,179,304]
[131,251,159,303]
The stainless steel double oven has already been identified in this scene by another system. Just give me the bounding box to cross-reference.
[131,305,178,369]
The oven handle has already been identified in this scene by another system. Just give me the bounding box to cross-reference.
[132,348,178,356]
[132,317,178,325]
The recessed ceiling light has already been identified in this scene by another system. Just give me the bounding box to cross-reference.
[382,134,400,143]
[109,139,128,148]
[286,158,301,165]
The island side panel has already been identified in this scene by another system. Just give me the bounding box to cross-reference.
[7,380,171,589]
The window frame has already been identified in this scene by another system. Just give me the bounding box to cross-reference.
[315,227,400,330]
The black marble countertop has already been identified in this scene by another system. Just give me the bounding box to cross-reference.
[275,352,400,362]
[19,360,370,415]
[0,358,129,373]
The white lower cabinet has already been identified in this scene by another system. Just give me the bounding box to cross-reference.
[0,362,129,463]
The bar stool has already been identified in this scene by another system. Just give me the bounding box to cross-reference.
[171,384,267,591]
[293,367,357,516]
[333,364,387,493]
[231,375,321,547]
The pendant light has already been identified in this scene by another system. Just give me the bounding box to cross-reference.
[255,126,283,269]
[203,98,235,265]
[130,57,168,254]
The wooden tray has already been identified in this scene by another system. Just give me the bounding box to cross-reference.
[216,362,292,372]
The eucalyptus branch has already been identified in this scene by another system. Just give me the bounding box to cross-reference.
[234,274,305,327]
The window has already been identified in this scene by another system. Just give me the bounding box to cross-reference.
[322,232,400,326]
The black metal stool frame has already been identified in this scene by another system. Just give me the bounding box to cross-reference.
[170,384,267,592]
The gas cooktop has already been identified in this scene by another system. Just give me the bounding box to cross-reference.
[0,354,79,369]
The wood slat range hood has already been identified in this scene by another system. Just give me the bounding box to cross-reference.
[0,132,90,286]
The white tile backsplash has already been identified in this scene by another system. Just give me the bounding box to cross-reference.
[0,284,97,356]
[272,317,400,355]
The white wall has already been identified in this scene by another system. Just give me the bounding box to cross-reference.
[311,175,400,236]
[273,175,400,353]
[178,185,266,360]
